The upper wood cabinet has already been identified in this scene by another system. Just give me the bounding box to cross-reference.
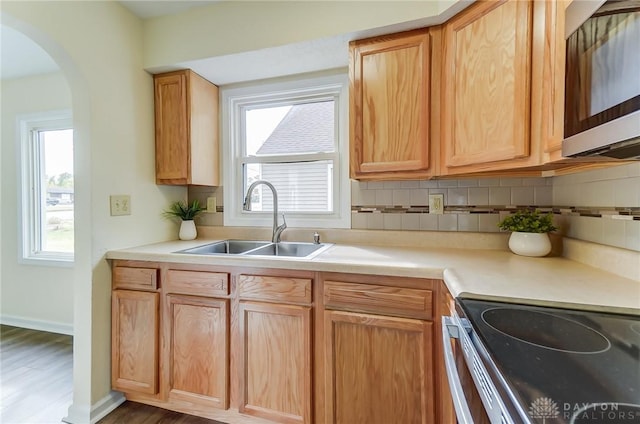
[350,28,441,180]
[154,70,220,186]
[441,0,566,175]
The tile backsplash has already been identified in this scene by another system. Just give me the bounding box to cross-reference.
[350,177,553,232]
[552,163,640,251]
[190,163,640,252]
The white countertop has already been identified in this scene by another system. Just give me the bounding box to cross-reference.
[106,238,640,315]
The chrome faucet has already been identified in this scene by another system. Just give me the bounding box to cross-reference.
[243,180,287,243]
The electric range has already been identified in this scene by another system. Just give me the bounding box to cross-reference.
[445,298,640,424]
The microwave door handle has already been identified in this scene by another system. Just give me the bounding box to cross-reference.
[442,316,475,424]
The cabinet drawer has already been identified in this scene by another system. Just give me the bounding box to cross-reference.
[238,275,312,304]
[165,270,229,297]
[113,266,158,290]
[324,281,433,320]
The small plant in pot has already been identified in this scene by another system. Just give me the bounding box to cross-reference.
[163,200,204,241]
[498,209,557,257]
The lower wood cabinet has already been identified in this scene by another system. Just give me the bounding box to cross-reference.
[237,272,313,424]
[166,294,229,409]
[324,310,434,424]
[111,289,159,395]
[239,301,312,424]
[111,261,449,424]
[320,274,439,424]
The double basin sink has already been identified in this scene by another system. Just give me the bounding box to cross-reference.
[175,239,332,259]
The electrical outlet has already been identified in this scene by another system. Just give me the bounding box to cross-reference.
[428,194,444,215]
[110,195,131,216]
[206,196,217,213]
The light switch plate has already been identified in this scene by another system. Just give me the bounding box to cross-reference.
[110,195,131,216]
[206,196,217,213]
[428,194,444,215]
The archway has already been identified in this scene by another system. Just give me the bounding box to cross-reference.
[1,12,93,424]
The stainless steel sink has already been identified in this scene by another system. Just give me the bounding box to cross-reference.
[176,240,270,255]
[244,242,330,258]
[175,240,332,258]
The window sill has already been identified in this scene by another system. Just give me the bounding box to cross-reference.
[20,254,75,268]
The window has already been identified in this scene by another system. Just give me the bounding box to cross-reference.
[223,74,350,229]
[19,111,74,263]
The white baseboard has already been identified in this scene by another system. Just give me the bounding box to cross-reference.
[62,403,89,424]
[0,314,73,335]
[62,391,125,424]
[90,391,126,423]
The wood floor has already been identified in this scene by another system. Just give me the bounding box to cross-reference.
[98,401,226,423]
[0,325,227,424]
[0,324,73,424]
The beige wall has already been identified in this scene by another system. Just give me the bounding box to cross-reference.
[0,72,74,332]
[1,1,185,421]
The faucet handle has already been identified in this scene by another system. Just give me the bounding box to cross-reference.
[313,232,320,244]
[273,214,287,243]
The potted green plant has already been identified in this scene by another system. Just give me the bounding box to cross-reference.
[498,209,557,257]
[163,200,204,240]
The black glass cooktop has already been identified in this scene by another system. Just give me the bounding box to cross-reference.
[458,299,640,424]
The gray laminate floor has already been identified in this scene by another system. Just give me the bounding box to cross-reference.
[0,325,226,424]
[0,324,73,423]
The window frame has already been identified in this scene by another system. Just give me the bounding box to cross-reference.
[18,110,74,266]
[222,73,350,229]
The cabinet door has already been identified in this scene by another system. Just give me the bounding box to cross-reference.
[442,0,535,173]
[112,290,159,394]
[325,310,434,424]
[239,301,312,424]
[166,295,229,409]
[350,29,432,178]
[154,72,189,183]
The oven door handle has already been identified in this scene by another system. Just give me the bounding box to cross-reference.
[442,316,475,424]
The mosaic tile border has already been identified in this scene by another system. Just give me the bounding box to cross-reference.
[206,205,640,220]
[351,205,640,220]
[202,205,640,250]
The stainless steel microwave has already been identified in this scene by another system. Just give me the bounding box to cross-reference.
[562,0,640,159]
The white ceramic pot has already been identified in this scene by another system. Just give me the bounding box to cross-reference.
[508,232,551,257]
[179,220,197,241]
